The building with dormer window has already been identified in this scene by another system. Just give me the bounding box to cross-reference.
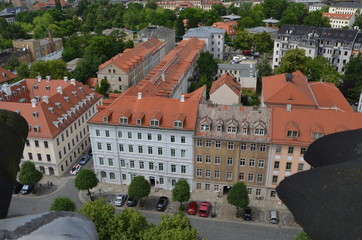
[0,77,102,176]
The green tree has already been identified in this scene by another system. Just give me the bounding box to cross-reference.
[303,11,330,27]
[233,30,253,50]
[32,12,55,39]
[306,56,341,86]
[29,59,70,79]
[96,78,110,96]
[295,231,312,240]
[15,63,30,79]
[241,89,259,106]
[340,53,362,102]
[175,18,185,38]
[50,197,76,211]
[212,3,227,16]
[144,213,198,240]
[274,48,310,74]
[19,161,43,186]
[5,56,20,71]
[227,182,249,217]
[253,32,274,53]
[172,179,190,210]
[196,51,218,80]
[74,169,99,201]
[262,0,288,19]
[78,198,115,240]
[256,54,273,81]
[128,176,151,204]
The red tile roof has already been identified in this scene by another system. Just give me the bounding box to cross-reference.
[0,68,18,84]
[271,107,362,146]
[322,13,354,20]
[0,78,102,139]
[212,21,238,35]
[88,86,205,130]
[210,73,241,96]
[98,38,163,73]
[30,0,71,10]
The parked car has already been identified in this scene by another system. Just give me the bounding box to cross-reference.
[243,207,252,220]
[88,148,92,156]
[187,201,198,215]
[127,197,138,207]
[269,209,279,224]
[70,164,82,175]
[198,201,211,217]
[79,155,91,165]
[20,184,34,195]
[114,193,128,207]
[13,181,23,194]
[156,196,169,211]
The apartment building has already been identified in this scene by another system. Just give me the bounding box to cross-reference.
[217,63,257,90]
[272,24,359,72]
[97,38,165,92]
[193,104,271,199]
[30,0,72,10]
[329,1,362,15]
[209,73,241,105]
[183,27,225,60]
[0,67,18,84]
[0,77,102,176]
[322,13,355,29]
[212,21,238,39]
[88,87,206,190]
[138,26,175,56]
[309,3,329,12]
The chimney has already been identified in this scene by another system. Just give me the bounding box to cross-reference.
[180,95,185,102]
[63,76,68,82]
[31,98,37,108]
[70,78,76,86]
[57,86,63,94]
[287,104,292,111]
[138,92,142,99]
[42,95,49,104]
[2,84,12,95]
[48,28,54,53]
[285,73,294,82]
[161,73,165,82]
[37,76,42,82]
[46,76,50,82]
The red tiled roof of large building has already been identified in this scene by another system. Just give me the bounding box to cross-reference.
[309,81,353,112]
[88,86,205,130]
[210,73,241,96]
[31,0,71,10]
[123,37,205,98]
[322,13,354,20]
[98,38,163,73]
[0,78,102,139]
[271,107,362,146]
[212,21,238,36]
[262,71,318,107]
[0,68,17,84]
[176,1,194,8]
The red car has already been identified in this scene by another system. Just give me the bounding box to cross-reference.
[198,201,211,217]
[187,201,198,215]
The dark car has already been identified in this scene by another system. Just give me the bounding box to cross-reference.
[13,181,23,194]
[20,184,34,195]
[156,196,169,211]
[79,155,91,165]
[127,197,138,207]
[243,207,252,220]
[187,201,198,215]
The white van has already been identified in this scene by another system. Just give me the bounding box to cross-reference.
[269,209,279,224]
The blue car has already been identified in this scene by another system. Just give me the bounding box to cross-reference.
[79,155,91,165]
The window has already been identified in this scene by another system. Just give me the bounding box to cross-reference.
[181,149,186,158]
[46,154,51,162]
[110,172,115,180]
[150,119,159,126]
[240,158,246,166]
[227,157,233,165]
[214,170,220,178]
[216,125,222,132]
[108,158,113,166]
[205,184,210,190]
[28,152,33,160]
[128,132,132,139]
[118,131,122,138]
[149,162,154,170]
[44,141,48,148]
[157,134,162,141]
[298,163,304,171]
[120,117,128,124]
[171,149,176,157]
[130,160,135,168]
[258,160,265,168]
[240,143,247,150]
[206,140,211,147]
[106,143,112,151]
[138,146,143,154]
[171,135,175,142]
[37,153,42,161]
[174,120,183,128]
[249,159,255,167]
[256,189,261,196]
[119,144,124,152]
[257,174,263,182]
[159,177,164,184]
[227,142,234,150]
[272,175,278,184]
[181,136,186,143]
[288,146,294,154]
[197,155,202,163]
[196,168,202,177]
[105,130,110,137]
[259,144,266,152]
[201,124,210,131]
[181,166,186,173]
[148,133,152,140]
[158,147,163,155]
[97,142,102,150]
[250,143,256,151]
[101,171,106,178]
[214,156,221,164]
[254,128,265,135]
[274,161,280,169]
[26,140,30,147]
[300,147,307,155]
[242,127,248,134]
[120,159,125,167]
[136,119,142,125]
[276,145,281,153]
[99,157,104,165]
[248,173,254,182]
[35,140,39,147]
[158,163,164,171]
[95,129,100,136]
[197,183,202,189]
[129,145,134,152]
[287,130,299,138]
[239,172,244,180]
[312,132,324,139]
[226,171,232,180]
[197,140,203,147]
[227,126,237,133]
[270,191,276,198]
[205,155,211,163]
[171,164,176,172]
[215,141,221,148]
[137,132,142,139]
[214,184,219,191]
[205,169,211,177]
[148,146,153,155]
[286,162,292,170]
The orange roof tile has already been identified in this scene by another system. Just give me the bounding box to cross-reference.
[212,21,238,35]
[98,38,164,73]
[322,13,354,20]
[0,68,17,84]
[262,71,318,107]
[210,73,241,96]
[271,107,362,146]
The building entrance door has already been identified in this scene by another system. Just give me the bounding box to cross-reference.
[149,176,155,186]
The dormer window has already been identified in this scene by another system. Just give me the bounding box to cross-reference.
[174,120,183,129]
[150,119,159,127]
[120,117,128,125]
[312,132,324,139]
[287,130,299,138]
[242,127,248,134]
[201,124,210,131]
[227,126,237,133]
[103,116,108,123]
[136,119,142,125]
[33,125,40,133]
[55,102,62,109]
[33,112,39,118]
[254,128,265,136]
[33,85,38,90]
[216,125,222,132]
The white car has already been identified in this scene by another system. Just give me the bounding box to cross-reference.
[70,164,81,175]
[114,193,128,206]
